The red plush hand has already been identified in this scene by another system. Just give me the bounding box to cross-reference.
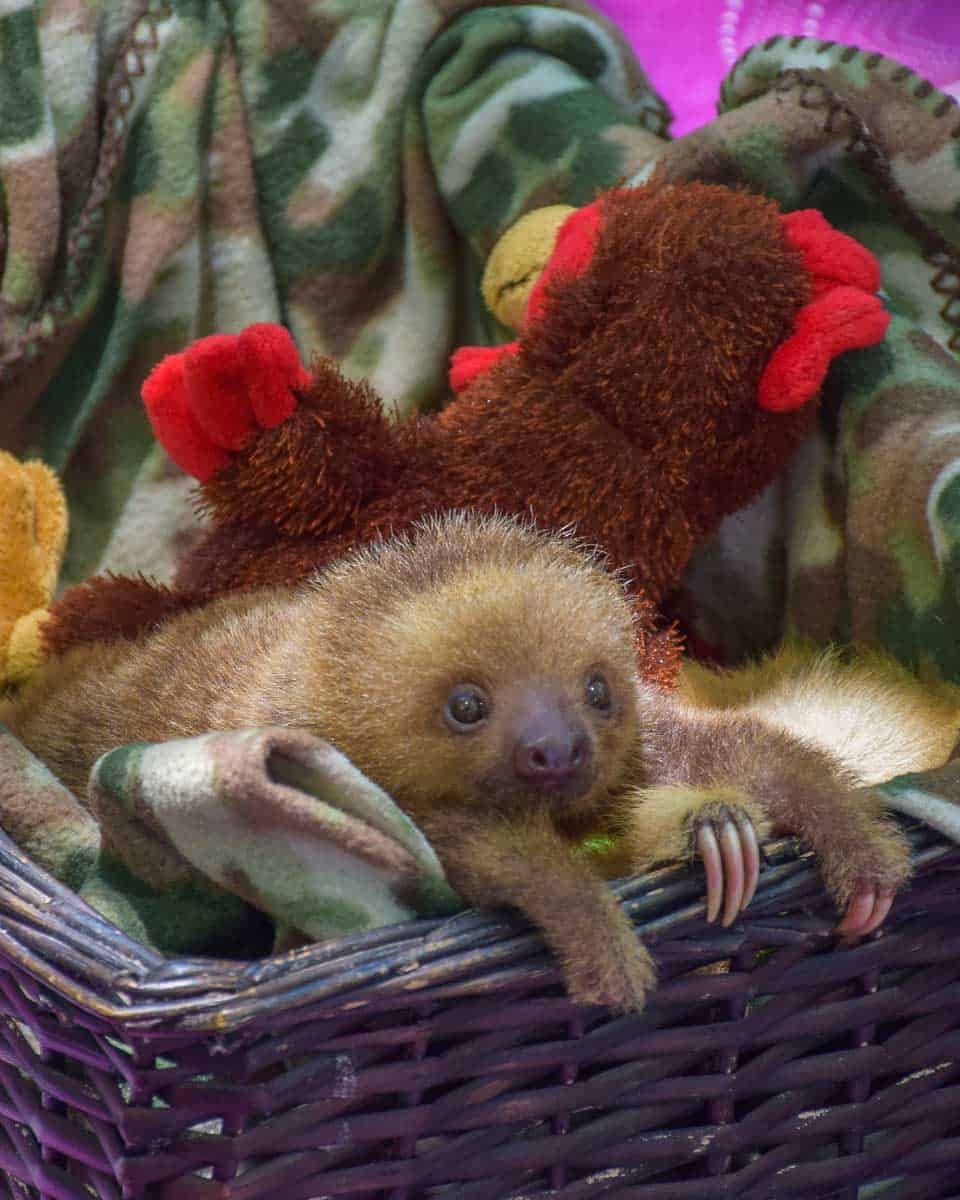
[449,342,518,394]
[758,287,889,413]
[142,324,312,481]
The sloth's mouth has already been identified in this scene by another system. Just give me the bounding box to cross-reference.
[478,767,600,815]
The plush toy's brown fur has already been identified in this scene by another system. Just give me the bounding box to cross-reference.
[6,514,928,1012]
[189,185,810,597]
[42,183,813,679]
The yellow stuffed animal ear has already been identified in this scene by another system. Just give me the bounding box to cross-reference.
[481,204,575,331]
[0,451,67,685]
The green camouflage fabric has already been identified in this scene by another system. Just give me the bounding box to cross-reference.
[0,723,100,892]
[0,722,460,955]
[0,0,667,587]
[88,726,461,947]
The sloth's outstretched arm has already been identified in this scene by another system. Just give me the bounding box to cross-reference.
[423,809,656,1013]
[618,698,912,937]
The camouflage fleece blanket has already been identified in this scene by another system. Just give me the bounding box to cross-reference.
[0,723,461,956]
[1,0,959,954]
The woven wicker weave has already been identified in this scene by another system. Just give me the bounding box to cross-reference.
[0,821,958,1199]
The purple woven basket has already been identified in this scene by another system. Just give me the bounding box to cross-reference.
[0,822,959,1200]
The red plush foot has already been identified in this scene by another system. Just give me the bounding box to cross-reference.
[239,323,313,428]
[758,286,890,412]
[182,333,259,453]
[143,324,312,481]
[141,354,231,482]
[781,209,881,296]
[756,210,889,413]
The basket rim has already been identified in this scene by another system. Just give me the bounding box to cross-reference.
[0,823,956,1035]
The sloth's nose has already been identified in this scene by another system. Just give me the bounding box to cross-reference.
[514,731,590,787]
[512,697,593,792]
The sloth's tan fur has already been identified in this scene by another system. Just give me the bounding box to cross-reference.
[4,514,958,1011]
[677,644,960,786]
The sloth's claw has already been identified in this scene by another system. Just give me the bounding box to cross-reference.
[836,885,895,939]
[694,804,761,927]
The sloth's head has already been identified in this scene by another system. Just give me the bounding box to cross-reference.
[305,513,644,827]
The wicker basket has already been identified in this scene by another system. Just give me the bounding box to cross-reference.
[0,821,959,1200]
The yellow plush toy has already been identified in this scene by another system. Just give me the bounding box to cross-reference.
[480,204,575,331]
[0,451,67,686]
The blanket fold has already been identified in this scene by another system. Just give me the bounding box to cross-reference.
[88,726,462,944]
[0,722,462,956]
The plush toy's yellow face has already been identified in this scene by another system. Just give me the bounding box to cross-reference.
[481,204,575,331]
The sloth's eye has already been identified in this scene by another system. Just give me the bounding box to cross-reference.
[585,673,612,712]
[445,686,489,731]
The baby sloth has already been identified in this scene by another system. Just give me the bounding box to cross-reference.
[3,514,918,1011]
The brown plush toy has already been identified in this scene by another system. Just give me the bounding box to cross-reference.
[43,180,889,686]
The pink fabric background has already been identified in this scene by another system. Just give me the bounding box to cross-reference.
[590,0,960,136]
